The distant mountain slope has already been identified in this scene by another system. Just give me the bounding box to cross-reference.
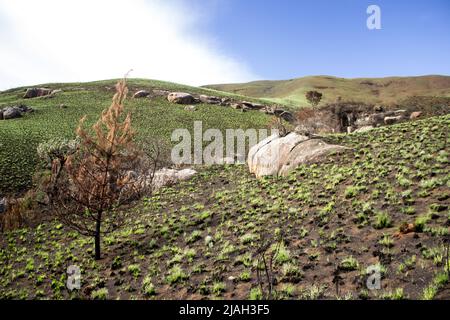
[205,75,450,108]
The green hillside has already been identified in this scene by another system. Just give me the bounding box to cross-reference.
[0,79,270,194]
[205,75,450,108]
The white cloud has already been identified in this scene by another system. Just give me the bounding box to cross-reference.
[0,0,257,90]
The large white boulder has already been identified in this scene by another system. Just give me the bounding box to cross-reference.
[248,132,348,178]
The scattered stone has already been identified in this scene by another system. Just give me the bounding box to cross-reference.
[220,97,232,106]
[59,104,68,109]
[410,111,422,120]
[368,113,385,126]
[275,110,295,123]
[241,101,264,110]
[373,105,384,112]
[384,115,403,125]
[16,104,33,113]
[353,125,374,133]
[152,168,197,190]
[1,104,34,120]
[205,235,213,247]
[184,105,196,111]
[199,95,221,104]
[167,92,195,104]
[23,88,52,99]
[50,89,62,96]
[152,89,170,97]
[133,90,150,98]
[248,132,348,178]
[393,109,407,116]
[395,222,416,237]
[2,107,22,119]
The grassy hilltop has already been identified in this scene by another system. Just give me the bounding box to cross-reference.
[0,79,270,194]
[205,75,450,107]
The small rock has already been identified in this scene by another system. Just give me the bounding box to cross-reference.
[2,107,22,119]
[16,104,33,113]
[184,105,196,111]
[227,276,236,282]
[59,104,68,109]
[278,110,295,123]
[220,97,232,106]
[410,111,422,120]
[199,95,221,104]
[373,105,384,112]
[133,90,150,98]
[152,89,170,97]
[393,109,407,115]
[152,168,197,190]
[384,115,403,125]
[205,235,213,247]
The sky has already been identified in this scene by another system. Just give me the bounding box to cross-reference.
[0,0,449,90]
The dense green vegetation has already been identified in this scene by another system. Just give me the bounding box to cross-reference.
[1,113,448,299]
[0,79,270,194]
[205,75,450,107]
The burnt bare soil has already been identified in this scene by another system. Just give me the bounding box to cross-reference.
[0,114,449,300]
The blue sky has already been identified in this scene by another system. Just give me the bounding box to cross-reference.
[0,0,449,89]
[206,0,450,81]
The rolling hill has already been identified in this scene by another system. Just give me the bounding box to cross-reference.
[0,79,271,194]
[205,75,450,108]
[1,112,449,299]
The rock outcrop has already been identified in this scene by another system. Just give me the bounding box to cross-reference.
[0,105,33,120]
[23,88,53,99]
[295,102,424,134]
[248,132,348,178]
[164,91,296,122]
[167,92,195,104]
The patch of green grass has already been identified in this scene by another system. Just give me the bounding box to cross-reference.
[249,287,263,300]
[142,276,156,296]
[340,256,359,271]
[166,265,188,284]
[373,212,392,229]
[212,282,226,296]
[128,264,141,278]
[91,288,108,300]
[380,288,405,300]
